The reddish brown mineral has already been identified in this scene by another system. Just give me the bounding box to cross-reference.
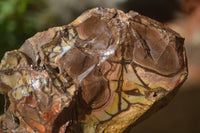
[0,7,187,133]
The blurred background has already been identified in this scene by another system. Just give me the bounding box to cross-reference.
[0,0,199,132]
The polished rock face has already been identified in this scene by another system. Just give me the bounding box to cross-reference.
[0,7,188,133]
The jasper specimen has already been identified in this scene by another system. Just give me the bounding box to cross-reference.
[0,8,188,133]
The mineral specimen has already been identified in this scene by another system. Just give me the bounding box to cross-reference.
[0,7,188,133]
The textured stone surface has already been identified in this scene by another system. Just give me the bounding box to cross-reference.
[0,8,187,133]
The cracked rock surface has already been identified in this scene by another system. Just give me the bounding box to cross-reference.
[0,8,187,133]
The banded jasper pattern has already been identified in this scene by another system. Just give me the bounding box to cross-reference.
[0,8,187,133]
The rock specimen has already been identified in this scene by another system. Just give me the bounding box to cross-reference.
[0,7,188,133]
